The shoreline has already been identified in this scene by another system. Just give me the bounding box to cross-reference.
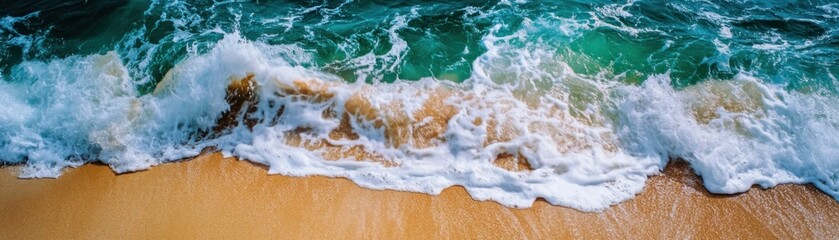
[2,153,838,239]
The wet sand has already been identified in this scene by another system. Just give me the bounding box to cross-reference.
[1,153,837,239]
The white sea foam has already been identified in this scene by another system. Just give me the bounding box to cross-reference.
[1,34,837,211]
[616,75,839,196]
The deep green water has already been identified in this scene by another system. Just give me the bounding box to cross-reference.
[3,0,838,92]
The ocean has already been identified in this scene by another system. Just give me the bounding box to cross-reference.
[1,0,837,211]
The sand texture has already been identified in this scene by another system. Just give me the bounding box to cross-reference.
[1,153,837,239]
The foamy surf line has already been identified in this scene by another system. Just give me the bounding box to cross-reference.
[1,35,837,211]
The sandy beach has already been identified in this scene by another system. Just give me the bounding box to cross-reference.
[1,153,837,239]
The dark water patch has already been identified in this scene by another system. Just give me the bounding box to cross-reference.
[631,1,693,25]
[734,18,827,39]
[0,0,129,37]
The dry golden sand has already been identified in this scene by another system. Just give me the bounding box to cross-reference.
[1,153,837,239]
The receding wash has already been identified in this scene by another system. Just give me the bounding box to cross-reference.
[1,0,837,211]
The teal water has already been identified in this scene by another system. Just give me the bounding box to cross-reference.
[3,0,837,91]
[1,0,838,210]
